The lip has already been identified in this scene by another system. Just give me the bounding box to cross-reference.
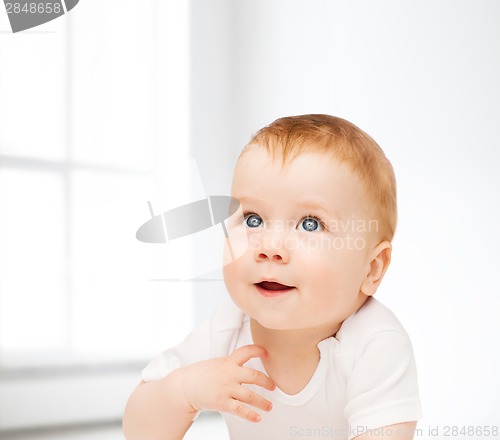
[254,280,295,298]
[255,278,293,285]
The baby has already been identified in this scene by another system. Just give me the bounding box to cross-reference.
[123,115,422,440]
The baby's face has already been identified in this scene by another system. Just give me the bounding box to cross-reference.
[223,146,379,332]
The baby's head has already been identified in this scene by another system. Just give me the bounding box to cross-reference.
[223,114,397,332]
[241,114,397,243]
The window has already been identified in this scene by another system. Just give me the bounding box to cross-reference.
[0,1,193,368]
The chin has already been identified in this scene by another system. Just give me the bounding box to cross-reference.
[251,311,303,331]
[255,320,289,331]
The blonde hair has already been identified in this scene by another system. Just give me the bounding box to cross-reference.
[241,114,397,242]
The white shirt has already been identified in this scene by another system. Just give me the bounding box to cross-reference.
[142,297,423,439]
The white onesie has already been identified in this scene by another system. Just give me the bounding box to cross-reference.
[142,296,423,439]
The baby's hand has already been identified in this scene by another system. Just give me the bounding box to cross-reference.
[181,344,275,423]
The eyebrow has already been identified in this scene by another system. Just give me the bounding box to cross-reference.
[296,201,342,219]
[235,196,341,219]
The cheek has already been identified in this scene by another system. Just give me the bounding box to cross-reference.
[297,247,335,286]
[298,245,365,291]
[222,224,250,267]
[223,255,248,297]
[222,261,237,288]
[223,259,253,314]
[310,264,338,295]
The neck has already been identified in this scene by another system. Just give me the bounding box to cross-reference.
[250,318,341,359]
[249,318,342,394]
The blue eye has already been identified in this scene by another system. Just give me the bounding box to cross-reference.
[245,214,263,228]
[300,217,322,232]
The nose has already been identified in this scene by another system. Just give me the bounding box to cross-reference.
[253,229,290,263]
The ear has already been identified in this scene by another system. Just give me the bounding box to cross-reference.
[360,241,392,297]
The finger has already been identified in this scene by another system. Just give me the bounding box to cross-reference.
[232,386,273,413]
[239,366,276,391]
[228,344,267,366]
[225,398,262,423]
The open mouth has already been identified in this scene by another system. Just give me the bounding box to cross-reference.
[257,281,293,291]
[255,281,295,297]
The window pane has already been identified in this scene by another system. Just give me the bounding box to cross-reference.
[0,169,65,351]
[0,19,66,161]
[70,170,193,358]
[70,1,155,170]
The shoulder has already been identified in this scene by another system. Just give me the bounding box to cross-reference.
[141,301,247,381]
[334,299,423,430]
[336,296,410,349]
[332,297,417,376]
[210,300,247,332]
[180,300,248,357]
[208,300,248,356]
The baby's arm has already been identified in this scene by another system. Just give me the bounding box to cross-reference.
[122,344,275,440]
[122,368,195,440]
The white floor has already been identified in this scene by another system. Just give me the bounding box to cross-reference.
[0,412,229,440]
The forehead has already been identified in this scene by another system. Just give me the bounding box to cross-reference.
[232,146,372,218]
[234,145,355,188]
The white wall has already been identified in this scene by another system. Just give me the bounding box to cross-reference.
[1,0,498,434]
[190,0,500,434]
[0,0,194,431]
